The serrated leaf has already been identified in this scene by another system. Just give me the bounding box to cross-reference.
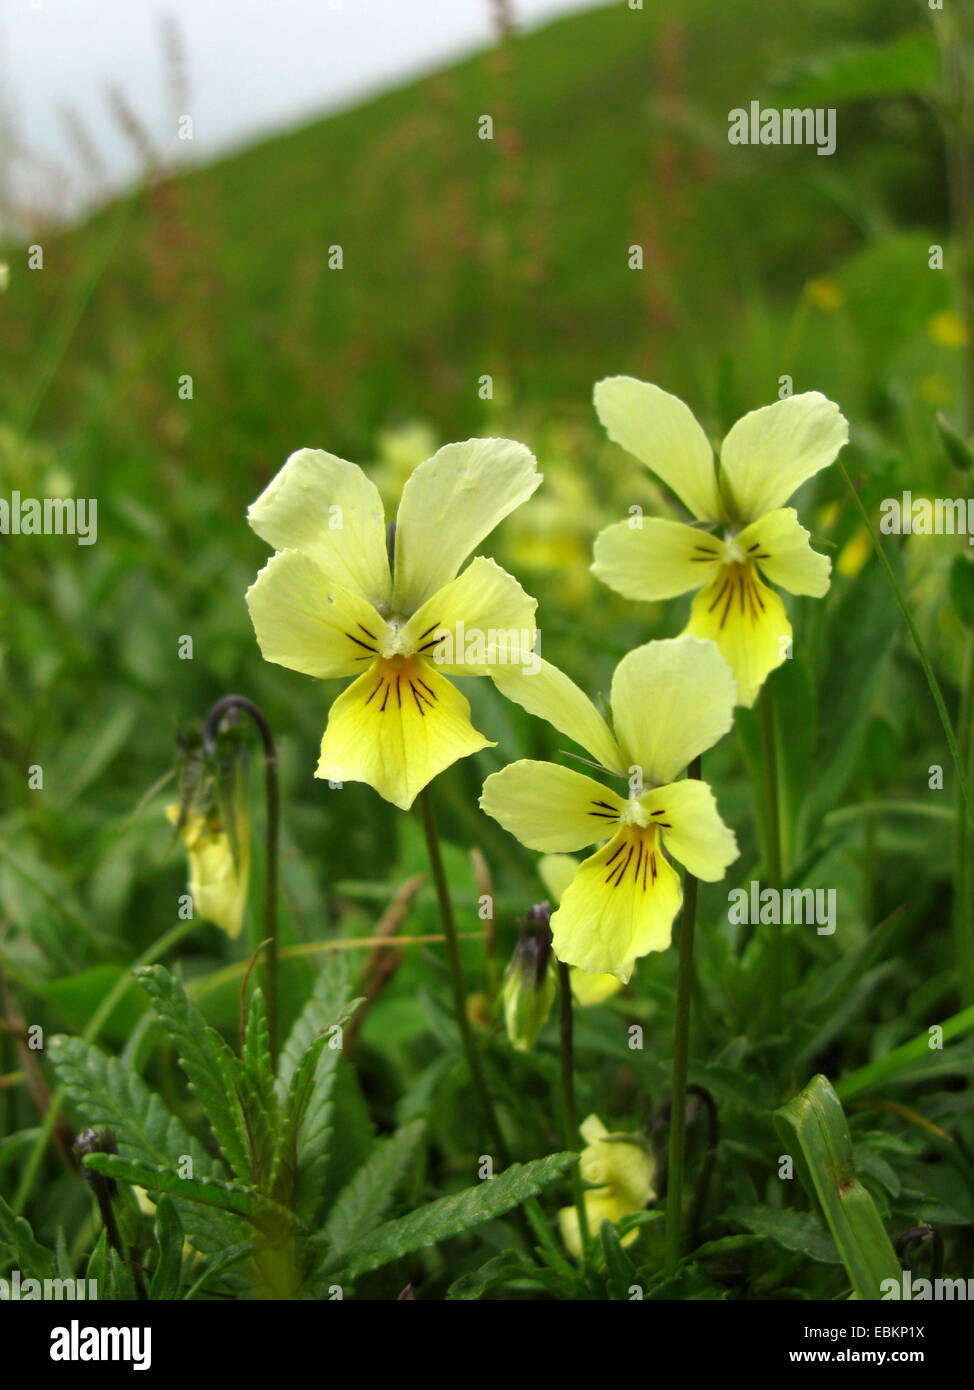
[728,1204,840,1264]
[83,1152,283,1226]
[329,1152,577,1281]
[446,1250,548,1300]
[135,965,252,1181]
[47,1033,240,1257]
[320,1119,426,1259]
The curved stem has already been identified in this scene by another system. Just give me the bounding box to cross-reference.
[203,695,280,1063]
[557,960,590,1258]
[664,755,702,1275]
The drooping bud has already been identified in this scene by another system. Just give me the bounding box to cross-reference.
[501,903,556,1052]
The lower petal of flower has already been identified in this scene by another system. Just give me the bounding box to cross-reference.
[551,826,682,978]
[685,562,790,708]
[315,656,491,810]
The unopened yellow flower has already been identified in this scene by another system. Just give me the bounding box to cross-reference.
[559,1114,656,1257]
[592,379,849,705]
[166,804,249,938]
[481,635,738,979]
[246,440,542,809]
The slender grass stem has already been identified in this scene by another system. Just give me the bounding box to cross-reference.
[956,633,974,1007]
[664,756,702,1276]
[557,961,590,1258]
[203,695,279,1063]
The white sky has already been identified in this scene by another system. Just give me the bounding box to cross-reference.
[1,0,604,219]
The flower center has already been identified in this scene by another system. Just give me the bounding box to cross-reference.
[362,655,439,716]
[603,825,662,893]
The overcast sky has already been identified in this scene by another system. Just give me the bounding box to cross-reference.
[1,0,604,219]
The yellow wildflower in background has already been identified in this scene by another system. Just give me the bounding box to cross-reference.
[481,635,738,979]
[246,439,541,809]
[558,1114,656,1257]
[591,378,848,705]
[166,804,250,938]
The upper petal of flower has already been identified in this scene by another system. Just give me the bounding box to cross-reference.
[247,449,391,608]
[491,658,625,774]
[593,377,722,522]
[392,438,542,613]
[610,635,737,786]
[685,565,790,707]
[315,656,491,810]
[640,778,738,881]
[591,517,721,601]
[400,556,537,674]
[479,760,628,853]
[246,549,391,679]
[736,508,831,597]
[718,392,848,521]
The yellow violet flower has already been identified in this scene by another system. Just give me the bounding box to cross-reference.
[166,804,250,938]
[558,1114,656,1257]
[592,378,849,705]
[538,854,622,1006]
[480,635,738,979]
[246,439,542,809]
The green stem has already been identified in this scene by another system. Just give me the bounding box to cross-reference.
[839,459,974,829]
[557,961,590,1257]
[664,756,702,1276]
[760,683,784,1024]
[204,695,279,1063]
[420,787,509,1164]
[956,632,974,1007]
[419,786,559,1257]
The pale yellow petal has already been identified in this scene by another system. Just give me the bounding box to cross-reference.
[479,761,627,853]
[591,517,720,601]
[393,438,542,612]
[640,779,738,881]
[719,393,849,521]
[593,376,721,522]
[247,448,390,608]
[401,557,537,675]
[551,827,683,978]
[609,635,737,786]
[316,657,490,810]
[246,550,391,679]
[736,508,831,597]
[686,565,791,708]
[538,854,578,904]
[570,968,625,1006]
[491,658,624,774]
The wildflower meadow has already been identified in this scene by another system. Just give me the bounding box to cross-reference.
[0,0,973,1350]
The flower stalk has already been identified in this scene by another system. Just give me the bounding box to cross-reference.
[203,694,280,1063]
[664,755,702,1276]
[557,959,590,1257]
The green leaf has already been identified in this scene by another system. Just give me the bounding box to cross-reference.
[772,30,940,106]
[319,1119,426,1259]
[446,1251,550,1300]
[0,1191,56,1280]
[135,964,251,1181]
[728,1204,840,1264]
[329,1152,577,1281]
[83,1152,287,1226]
[773,1075,902,1299]
[950,555,974,629]
[937,413,974,474]
[599,1219,638,1299]
[148,1197,184,1300]
[47,1032,238,1256]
